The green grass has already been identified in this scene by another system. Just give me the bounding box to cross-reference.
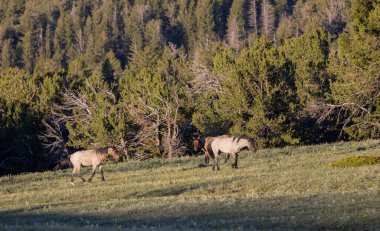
[326,156,380,168]
[1,140,380,230]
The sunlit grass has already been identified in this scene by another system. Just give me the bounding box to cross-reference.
[1,140,380,230]
[326,156,380,168]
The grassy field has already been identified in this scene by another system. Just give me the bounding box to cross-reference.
[1,140,380,230]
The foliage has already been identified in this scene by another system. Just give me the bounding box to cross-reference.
[327,0,380,140]
[0,68,63,174]
[120,48,190,158]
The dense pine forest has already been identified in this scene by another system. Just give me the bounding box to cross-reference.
[0,0,379,175]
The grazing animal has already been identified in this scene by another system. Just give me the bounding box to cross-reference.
[209,136,257,170]
[192,135,229,165]
[69,146,120,183]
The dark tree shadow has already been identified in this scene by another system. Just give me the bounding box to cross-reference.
[1,191,378,230]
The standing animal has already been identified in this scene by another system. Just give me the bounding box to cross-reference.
[209,136,257,170]
[192,134,205,156]
[69,146,120,183]
[192,135,229,165]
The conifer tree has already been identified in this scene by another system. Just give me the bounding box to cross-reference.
[195,0,215,44]
[326,0,380,139]
[226,0,247,49]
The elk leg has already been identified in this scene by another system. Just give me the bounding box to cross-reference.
[71,168,76,183]
[216,155,220,170]
[100,166,105,181]
[79,173,86,182]
[224,153,230,163]
[212,157,216,170]
[205,151,209,165]
[72,167,86,183]
[88,166,97,182]
[232,153,238,169]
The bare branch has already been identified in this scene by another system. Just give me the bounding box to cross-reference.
[305,100,373,132]
[248,0,259,35]
[261,0,275,39]
[52,87,94,124]
[38,119,68,157]
[189,61,222,95]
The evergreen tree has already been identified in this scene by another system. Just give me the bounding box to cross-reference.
[64,67,132,150]
[327,0,380,139]
[120,48,190,158]
[195,0,216,44]
[226,0,247,49]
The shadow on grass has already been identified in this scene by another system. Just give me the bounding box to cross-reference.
[356,142,380,151]
[132,177,243,198]
[197,163,208,168]
[1,191,379,230]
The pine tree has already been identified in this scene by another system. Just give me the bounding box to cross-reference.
[195,0,215,44]
[226,0,247,49]
[326,0,380,139]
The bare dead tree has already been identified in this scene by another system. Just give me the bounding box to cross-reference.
[248,0,259,35]
[74,28,86,54]
[156,91,186,158]
[261,0,275,39]
[226,16,240,49]
[135,3,150,24]
[125,88,185,159]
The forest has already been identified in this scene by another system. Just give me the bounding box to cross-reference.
[0,0,379,175]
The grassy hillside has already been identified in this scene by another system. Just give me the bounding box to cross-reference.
[1,140,380,230]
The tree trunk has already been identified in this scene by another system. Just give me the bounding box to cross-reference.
[166,114,173,158]
[119,135,128,161]
[155,114,164,156]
